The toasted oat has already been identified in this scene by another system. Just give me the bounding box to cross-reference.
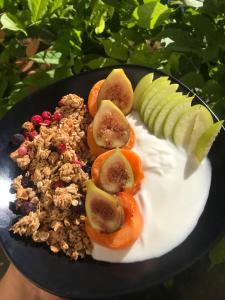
[10,94,94,260]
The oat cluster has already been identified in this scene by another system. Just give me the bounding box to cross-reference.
[10,94,94,259]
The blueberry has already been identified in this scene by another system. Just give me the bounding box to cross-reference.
[50,145,58,152]
[21,176,34,188]
[20,202,36,215]
[9,201,18,214]
[82,162,92,174]
[11,133,25,146]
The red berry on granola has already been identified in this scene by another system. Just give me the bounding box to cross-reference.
[41,111,51,120]
[17,146,27,157]
[31,115,43,125]
[53,111,62,122]
[57,143,67,154]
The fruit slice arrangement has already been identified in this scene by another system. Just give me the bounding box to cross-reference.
[85,69,144,249]
[134,73,224,162]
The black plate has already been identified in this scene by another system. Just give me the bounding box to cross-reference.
[1,65,225,299]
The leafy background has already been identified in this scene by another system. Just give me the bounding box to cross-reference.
[1,0,225,298]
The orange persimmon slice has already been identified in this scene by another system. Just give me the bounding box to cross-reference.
[85,192,143,249]
[91,149,144,194]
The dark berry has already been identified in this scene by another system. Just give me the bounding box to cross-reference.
[17,146,27,157]
[11,134,25,146]
[52,180,65,189]
[50,145,58,152]
[21,177,34,188]
[53,111,62,122]
[9,201,18,214]
[20,202,36,215]
[82,162,92,174]
[41,111,51,120]
[31,115,43,125]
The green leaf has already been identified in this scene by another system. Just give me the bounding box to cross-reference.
[90,0,114,34]
[209,237,225,269]
[180,72,204,89]
[0,13,27,35]
[86,57,118,69]
[137,1,170,29]
[50,0,63,13]
[27,0,50,22]
[101,33,129,61]
[182,0,203,8]
[31,50,62,64]
[0,0,4,9]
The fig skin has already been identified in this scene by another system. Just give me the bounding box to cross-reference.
[97,69,134,115]
[93,100,130,149]
[99,148,134,194]
[85,180,124,233]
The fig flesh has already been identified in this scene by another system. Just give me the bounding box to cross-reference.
[97,69,133,115]
[99,148,134,194]
[93,100,130,149]
[85,180,124,233]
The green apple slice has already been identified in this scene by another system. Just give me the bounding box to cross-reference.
[194,121,224,162]
[148,92,183,131]
[138,76,169,112]
[173,104,212,148]
[163,97,194,140]
[141,83,179,125]
[153,95,191,137]
[188,108,213,152]
[134,73,154,109]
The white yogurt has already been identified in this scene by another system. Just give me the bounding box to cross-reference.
[91,112,212,263]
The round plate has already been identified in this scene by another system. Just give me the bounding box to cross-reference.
[0,65,225,299]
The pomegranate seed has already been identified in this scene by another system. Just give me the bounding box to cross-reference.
[42,119,51,126]
[31,115,43,125]
[41,111,51,120]
[17,146,27,157]
[53,111,62,122]
[57,143,66,154]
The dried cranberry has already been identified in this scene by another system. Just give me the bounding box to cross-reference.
[17,146,27,157]
[58,99,64,107]
[11,133,25,147]
[57,143,66,154]
[20,202,36,215]
[31,115,43,125]
[53,111,62,122]
[26,130,38,140]
[42,119,51,126]
[41,111,51,120]
[52,180,65,189]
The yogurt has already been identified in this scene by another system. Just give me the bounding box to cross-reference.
[91,112,212,263]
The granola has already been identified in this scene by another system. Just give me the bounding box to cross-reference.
[10,94,94,259]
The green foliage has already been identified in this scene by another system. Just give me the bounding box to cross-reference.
[209,237,225,269]
[0,0,225,119]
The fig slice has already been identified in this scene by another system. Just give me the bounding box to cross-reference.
[97,69,133,115]
[99,148,134,194]
[93,100,130,149]
[85,180,124,233]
